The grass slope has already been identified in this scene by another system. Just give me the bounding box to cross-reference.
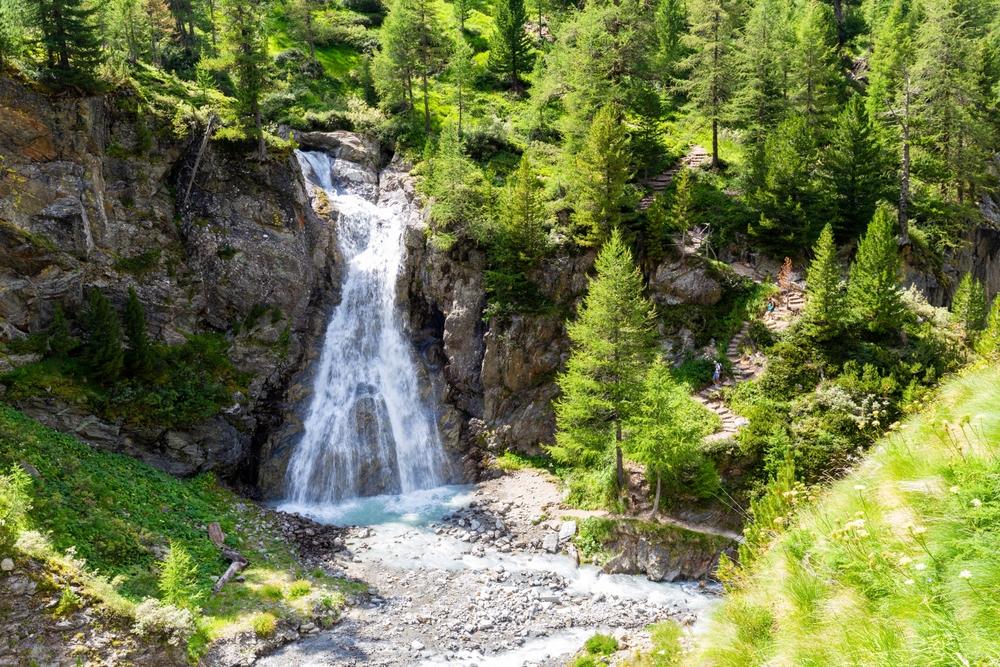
[0,404,355,653]
[697,365,1000,666]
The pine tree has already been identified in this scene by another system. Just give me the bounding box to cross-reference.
[47,303,77,357]
[450,35,474,138]
[376,0,447,132]
[221,0,269,160]
[802,223,844,336]
[975,297,1000,359]
[866,0,917,243]
[912,0,990,206]
[822,96,892,240]
[847,205,904,334]
[679,0,737,168]
[729,0,792,184]
[950,272,987,335]
[81,289,124,384]
[488,0,531,90]
[288,0,318,64]
[573,104,632,245]
[550,229,656,495]
[654,0,687,75]
[499,154,547,262]
[454,0,468,30]
[627,360,713,515]
[671,167,695,248]
[123,287,154,377]
[158,542,204,611]
[375,0,419,110]
[0,0,32,71]
[791,0,841,126]
[749,114,828,251]
[35,0,104,85]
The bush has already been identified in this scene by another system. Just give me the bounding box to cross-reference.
[54,587,81,617]
[584,633,619,655]
[158,542,204,611]
[132,598,195,647]
[0,464,31,554]
[574,517,616,563]
[260,583,284,600]
[288,580,311,599]
[250,612,278,638]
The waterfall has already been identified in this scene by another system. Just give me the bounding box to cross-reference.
[283,149,449,505]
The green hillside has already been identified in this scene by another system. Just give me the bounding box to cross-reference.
[697,365,1000,666]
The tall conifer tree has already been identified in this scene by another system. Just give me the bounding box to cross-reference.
[124,286,153,377]
[847,205,904,334]
[221,0,269,159]
[679,0,737,168]
[573,104,632,244]
[36,0,103,85]
[82,289,124,384]
[551,229,656,496]
[488,0,530,90]
[803,223,844,337]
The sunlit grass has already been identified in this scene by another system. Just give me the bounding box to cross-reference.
[697,366,1000,666]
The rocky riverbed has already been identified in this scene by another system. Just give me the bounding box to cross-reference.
[260,471,719,666]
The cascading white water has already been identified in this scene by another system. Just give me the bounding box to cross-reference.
[282,149,449,505]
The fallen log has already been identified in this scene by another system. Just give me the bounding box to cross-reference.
[207,522,248,594]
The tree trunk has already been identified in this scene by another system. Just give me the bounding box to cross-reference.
[458,85,464,139]
[422,70,430,133]
[615,420,625,493]
[650,472,662,518]
[255,106,266,161]
[711,118,719,169]
[831,0,845,45]
[899,77,911,246]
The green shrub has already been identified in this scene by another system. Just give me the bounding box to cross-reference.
[574,517,616,563]
[570,655,599,667]
[288,579,311,599]
[133,598,195,647]
[0,464,32,554]
[158,542,204,611]
[251,611,278,637]
[260,583,284,600]
[646,620,683,666]
[53,586,81,617]
[584,633,619,655]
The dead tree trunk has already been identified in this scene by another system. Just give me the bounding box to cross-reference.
[182,115,218,210]
[207,522,248,594]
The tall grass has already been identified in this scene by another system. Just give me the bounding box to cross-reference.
[697,366,1000,666]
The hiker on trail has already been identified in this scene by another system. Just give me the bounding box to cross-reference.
[713,361,722,385]
[766,299,775,314]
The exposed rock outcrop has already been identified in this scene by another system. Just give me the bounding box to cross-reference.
[599,520,736,582]
[0,78,339,478]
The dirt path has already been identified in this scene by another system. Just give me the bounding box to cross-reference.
[638,145,712,210]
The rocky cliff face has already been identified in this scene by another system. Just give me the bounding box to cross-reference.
[0,78,339,478]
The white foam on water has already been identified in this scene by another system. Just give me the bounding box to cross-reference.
[283,150,450,505]
[417,627,598,666]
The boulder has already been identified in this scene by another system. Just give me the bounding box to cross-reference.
[649,258,723,306]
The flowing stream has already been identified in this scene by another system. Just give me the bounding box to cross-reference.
[282,149,449,507]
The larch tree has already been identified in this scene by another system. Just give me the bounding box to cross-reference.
[865,0,917,244]
[822,96,892,240]
[729,0,792,190]
[679,0,737,168]
[411,0,449,133]
[847,205,905,334]
[449,34,474,138]
[289,0,318,64]
[498,154,548,262]
[572,104,632,245]
[975,297,1000,359]
[488,0,531,90]
[35,0,104,85]
[221,0,269,160]
[0,0,32,71]
[802,223,844,337]
[791,0,841,127]
[454,0,468,30]
[627,360,713,515]
[375,0,419,110]
[912,0,990,207]
[950,272,987,336]
[654,0,687,76]
[550,229,656,496]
